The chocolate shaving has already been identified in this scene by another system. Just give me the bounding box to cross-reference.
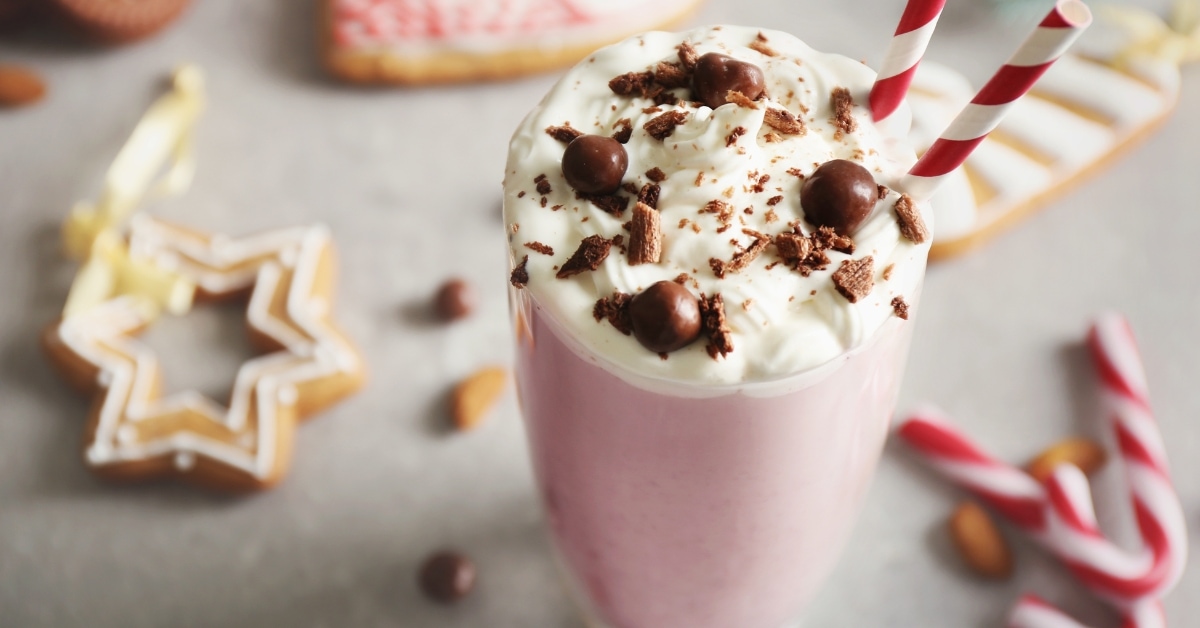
[751,173,770,193]
[891,296,910,320]
[749,33,779,57]
[701,199,734,233]
[611,118,633,144]
[832,256,874,303]
[763,108,805,135]
[556,235,613,279]
[699,293,733,360]
[509,255,530,288]
[786,167,805,178]
[577,191,630,216]
[725,90,758,109]
[893,193,929,244]
[593,292,634,335]
[677,41,699,70]
[637,183,660,209]
[654,61,690,88]
[642,106,663,114]
[534,174,552,195]
[524,241,554,256]
[830,87,857,139]
[609,71,658,98]
[643,110,688,140]
[545,124,583,144]
[644,167,666,183]
[710,229,770,278]
[628,202,662,265]
[726,126,747,147]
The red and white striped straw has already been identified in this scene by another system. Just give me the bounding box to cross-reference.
[901,0,1092,201]
[869,0,947,123]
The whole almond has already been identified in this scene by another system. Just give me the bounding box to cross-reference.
[948,501,1014,579]
[1026,437,1107,484]
[0,65,46,107]
[451,367,507,431]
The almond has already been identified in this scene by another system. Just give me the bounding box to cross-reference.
[0,65,46,108]
[1026,437,1107,484]
[948,501,1014,579]
[451,367,508,431]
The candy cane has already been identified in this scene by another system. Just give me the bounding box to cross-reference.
[897,314,1186,625]
[869,0,947,123]
[901,0,1092,201]
[1007,595,1165,628]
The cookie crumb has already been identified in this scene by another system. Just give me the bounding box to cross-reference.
[709,229,770,278]
[700,293,733,359]
[611,118,633,144]
[556,235,613,279]
[638,183,661,209]
[832,256,874,303]
[523,241,554,256]
[726,126,747,147]
[545,124,583,144]
[654,61,690,88]
[882,263,895,281]
[749,33,779,57]
[609,70,658,98]
[644,110,688,140]
[830,87,858,139]
[509,256,529,288]
[534,174,552,195]
[766,195,783,206]
[577,191,629,216]
[677,41,699,70]
[764,108,805,135]
[645,167,666,183]
[893,193,930,244]
[891,296,909,320]
[628,202,662,265]
[725,90,758,109]
[593,292,634,335]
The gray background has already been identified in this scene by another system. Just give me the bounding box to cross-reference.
[1,0,1196,626]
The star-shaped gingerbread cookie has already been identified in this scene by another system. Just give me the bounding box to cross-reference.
[42,215,366,491]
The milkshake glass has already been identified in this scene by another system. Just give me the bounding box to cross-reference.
[503,26,933,628]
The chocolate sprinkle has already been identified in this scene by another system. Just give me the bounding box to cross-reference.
[545,124,583,144]
[832,256,874,303]
[893,193,930,244]
[830,87,857,139]
[628,202,662,265]
[611,118,633,144]
[764,108,805,135]
[891,296,910,320]
[700,293,733,360]
[593,291,634,335]
[524,241,554,256]
[644,167,667,183]
[643,110,688,140]
[556,235,613,279]
[509,255,529,288]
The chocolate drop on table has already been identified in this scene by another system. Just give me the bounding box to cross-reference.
[629,281,702,354]
[692,53,765,109]
[561,134,628,196]
[434,278,475,321]
[418,551,477,603]
[800,159,877,236]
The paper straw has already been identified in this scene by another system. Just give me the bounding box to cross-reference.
[901,0,1092,200]
[869,0,947,122]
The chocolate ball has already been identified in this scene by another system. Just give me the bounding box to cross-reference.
[629,281,702,354]
[561,134,628,195]
[434,278,475,322]
[418,551,477,604]
[693,53,766,109]
[800,159,878,236]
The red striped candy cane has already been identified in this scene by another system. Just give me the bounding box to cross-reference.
[901,0,1092,201]
[1007,594,1165,628]
[869,0,946,123]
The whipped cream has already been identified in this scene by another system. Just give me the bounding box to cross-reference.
[503,25,933,387]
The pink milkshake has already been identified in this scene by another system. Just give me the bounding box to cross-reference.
[504,25,933,627]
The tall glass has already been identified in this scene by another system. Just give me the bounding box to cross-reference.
[510,282,921,627]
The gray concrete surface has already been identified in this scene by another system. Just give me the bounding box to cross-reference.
[1,0,1196,626]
